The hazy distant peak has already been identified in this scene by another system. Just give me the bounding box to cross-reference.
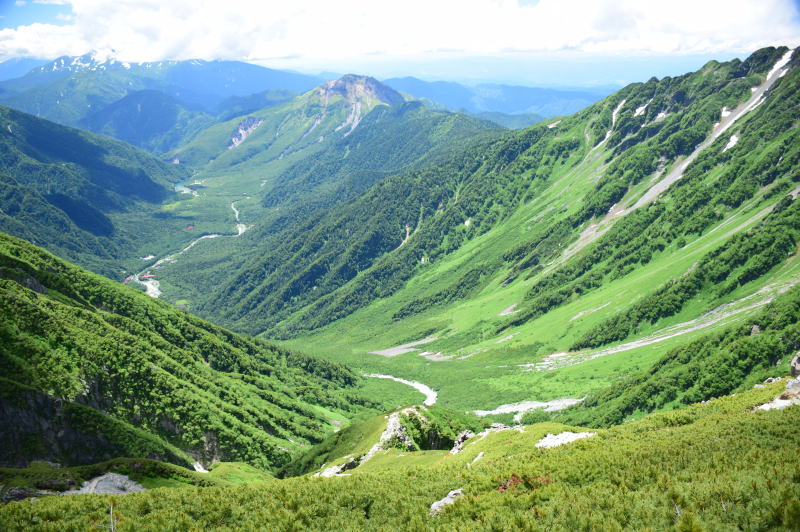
[37,51,181,74]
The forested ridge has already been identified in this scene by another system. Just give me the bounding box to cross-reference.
[0,105,192,277]
[189,47,794,340]
[0,233,375,471]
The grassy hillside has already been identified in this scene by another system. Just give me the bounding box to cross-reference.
[1,381,796,530]
[147,81,502,307]
[194,47,789,336]
[145,46,800,424]
[0,232,377,471]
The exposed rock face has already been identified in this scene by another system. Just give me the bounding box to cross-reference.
[314,75,405,136]
[790,352,800,377]
[314,407,420,477]
[61,473,145,496]
[229,117,264,148]
[781,378,800,400]
[449,430,475,454]
[755,378,800,411]
[0,387,188,468]
[320,75,405,108]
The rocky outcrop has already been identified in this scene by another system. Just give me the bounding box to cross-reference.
[314,408,419,477]
[449,430,475,454]
[320,75,405,108]
[790,352,800,377]
[430,489,463,515]
[314,75,405,136]
[0,383,190,468]
[755,378,800,411]
[229,117,263,148]
[61,472,145,496]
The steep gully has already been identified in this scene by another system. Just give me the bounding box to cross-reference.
[561,49,794,263]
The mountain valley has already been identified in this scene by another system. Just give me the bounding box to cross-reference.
[0,38,799,530]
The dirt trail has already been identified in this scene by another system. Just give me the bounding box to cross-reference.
[364,374,437,405]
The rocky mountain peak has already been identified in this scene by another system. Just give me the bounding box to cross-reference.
[319,74,405,107]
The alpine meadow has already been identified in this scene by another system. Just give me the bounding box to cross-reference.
[0,1,799,530]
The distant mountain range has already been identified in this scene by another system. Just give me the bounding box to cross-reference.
[383,76,612,119]
[0,57,47,82]
[0,53,612,155]
[0,52,324,153]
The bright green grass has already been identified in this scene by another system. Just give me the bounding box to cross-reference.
[3,383,797,531]
[207,463,273,485]
[279,146,799,413]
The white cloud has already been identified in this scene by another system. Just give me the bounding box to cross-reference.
[0,0,798,63]
[14,1,28,6]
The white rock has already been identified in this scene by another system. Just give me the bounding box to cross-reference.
[535,431,595,448]
[430,489,463,515]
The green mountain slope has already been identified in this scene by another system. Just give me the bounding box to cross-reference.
[476,111,545,129]
[145,77,502,306]
[0,53,323,153]
[0,104,193,277]
[2,383,797,530]
[177,46,800,421]
[168,74,409,172]
[0,232,375,471]
[78,90,212,153]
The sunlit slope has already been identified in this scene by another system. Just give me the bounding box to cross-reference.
[0,233,376,472]
[201,47,793,340]
[3,383,797,530]
[150,80,502,306]
[169,74,408,174]
[262,47,800,413]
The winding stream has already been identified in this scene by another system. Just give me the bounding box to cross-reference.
[364,374,438,406]
[133,198,250,298]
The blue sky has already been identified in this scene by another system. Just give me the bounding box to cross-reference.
[0,0,73,28]
[0,0,798,87]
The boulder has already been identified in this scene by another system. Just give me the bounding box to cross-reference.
[449,430,475,454]
[430,489,463,515]
[779,378,800,401]
[790,352,800,377]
